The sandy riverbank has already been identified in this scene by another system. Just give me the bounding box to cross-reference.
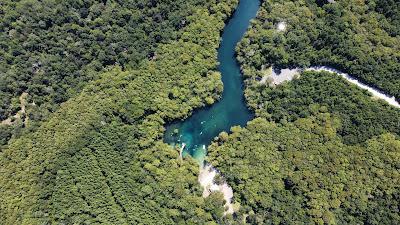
[198,164,235,215]
[260,66,400,108]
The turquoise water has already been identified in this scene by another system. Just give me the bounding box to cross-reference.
[164,0,260,163]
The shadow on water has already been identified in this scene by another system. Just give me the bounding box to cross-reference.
[164,0,260,164]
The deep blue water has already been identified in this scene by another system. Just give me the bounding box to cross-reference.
[164,0,260,163]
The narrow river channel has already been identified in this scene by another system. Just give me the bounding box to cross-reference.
[164,0,260,163]
[164,0,400,165]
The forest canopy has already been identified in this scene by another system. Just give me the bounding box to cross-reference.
[0,0,240,224]
[208,114,400,224]
[244,71,400,145]
[207,0,400,224]
[237,0,400,100]
[0,0,223,144]
[1,0,400,224]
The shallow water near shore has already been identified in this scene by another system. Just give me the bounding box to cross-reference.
[164,0,260,163]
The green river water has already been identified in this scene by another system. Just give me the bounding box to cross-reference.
[164,0,260,163]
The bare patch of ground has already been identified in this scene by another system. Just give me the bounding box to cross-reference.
[1,92,30,126]
[198,163,238,215]
[260,67,300,85]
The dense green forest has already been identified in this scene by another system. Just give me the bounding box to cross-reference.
[208,114,400,224]
[2,0,400,224]
[0,0,239,223]
[208,68,400,224]
[0,0,220,145]
[244,71,400,144]
[219,0,400,223]
[237,0,400,100]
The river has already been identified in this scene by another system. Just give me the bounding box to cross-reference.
[162,0,400,215]
[164,0,260,163]
[164,0,400,164]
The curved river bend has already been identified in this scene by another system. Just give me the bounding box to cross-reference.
[163,0,399,215]
[164,0,260,163]
[164,0,400,164]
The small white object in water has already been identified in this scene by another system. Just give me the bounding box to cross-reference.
[201,121,205,124]
[277,21,286,31]
[200,132,203,135]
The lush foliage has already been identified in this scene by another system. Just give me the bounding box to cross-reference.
[213,1,400,223]
[208,114,400,224]
[0,0,239,223]
[244,71,400,144]
[237,0,400,100]
[2,0,400,223]
[0,0,221,142]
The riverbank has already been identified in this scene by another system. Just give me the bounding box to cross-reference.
[198,164,236,215]
[261,66,400,108]
[306,67,400,108]
[164,0,261,216]
[164,0,259,164]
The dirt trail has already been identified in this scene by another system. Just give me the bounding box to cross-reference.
[1,92,29,125]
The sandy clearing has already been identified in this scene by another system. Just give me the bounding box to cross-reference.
[198,164,236,215]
